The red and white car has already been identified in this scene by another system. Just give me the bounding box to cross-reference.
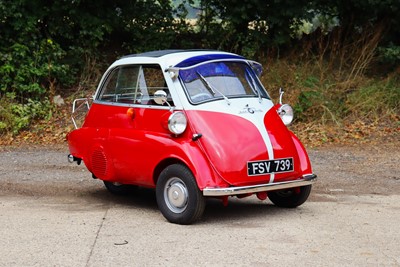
[67,50,317,224]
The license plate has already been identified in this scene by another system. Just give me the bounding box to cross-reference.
[247,158,294,176]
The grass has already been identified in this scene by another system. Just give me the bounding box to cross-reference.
[259,57,399,146]
[0,56,399,148]
[262,57,399,120]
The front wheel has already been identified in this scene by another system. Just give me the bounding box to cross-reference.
[156,164,205,225]
[268,185,312,208]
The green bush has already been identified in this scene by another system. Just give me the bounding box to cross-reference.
[0,39,72,99]
[294,90,322,117]
[0,95,53,134]
[378,44,400,71]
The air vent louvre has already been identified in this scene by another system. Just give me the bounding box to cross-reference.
[92,149,107,177]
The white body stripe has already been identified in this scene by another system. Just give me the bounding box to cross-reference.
[184,98,276,183]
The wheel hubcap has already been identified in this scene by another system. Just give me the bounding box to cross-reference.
[164,177,188,213]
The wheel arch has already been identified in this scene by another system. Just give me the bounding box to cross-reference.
[152,145,229,190]
[290,131,313,175]
[153,157,187,186]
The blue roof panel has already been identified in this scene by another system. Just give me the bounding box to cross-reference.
[175,53,245,68]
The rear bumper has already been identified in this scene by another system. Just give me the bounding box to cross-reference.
[202,174,317,197]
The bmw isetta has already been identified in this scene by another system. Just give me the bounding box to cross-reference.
[67,50,317,224]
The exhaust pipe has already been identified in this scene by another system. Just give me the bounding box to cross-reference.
[68,154,82,165]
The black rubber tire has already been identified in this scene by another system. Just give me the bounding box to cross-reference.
[103,181,136,195]
[156,164,205,225]
[268,185,312,208]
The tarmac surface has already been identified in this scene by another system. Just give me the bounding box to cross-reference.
[0,143,399,266]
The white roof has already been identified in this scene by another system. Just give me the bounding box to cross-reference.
[109,50,245,69]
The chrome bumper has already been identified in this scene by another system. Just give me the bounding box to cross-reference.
[202,174,317,197]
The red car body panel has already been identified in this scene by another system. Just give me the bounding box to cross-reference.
[68,102,313,189]
[67,103,231,189]
[185,106,309,187]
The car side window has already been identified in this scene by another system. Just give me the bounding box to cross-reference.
[98,64,173,106]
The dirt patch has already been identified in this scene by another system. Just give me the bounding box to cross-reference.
[0,142,399,202]
[310,142,400,197]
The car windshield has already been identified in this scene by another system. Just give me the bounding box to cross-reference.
[179,61,270,104]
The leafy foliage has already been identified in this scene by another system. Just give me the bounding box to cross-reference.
[0,40,71,98]
[378,44,400,70]
[0,0,399,136]
[0,96,52,134]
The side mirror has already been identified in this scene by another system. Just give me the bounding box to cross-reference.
[153,90,168,105]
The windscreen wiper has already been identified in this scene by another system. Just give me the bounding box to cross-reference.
[247,69,262,103]
[197,72,231,105]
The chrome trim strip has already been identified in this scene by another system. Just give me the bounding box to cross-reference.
[92,100,176,110]
[202,174,317,197]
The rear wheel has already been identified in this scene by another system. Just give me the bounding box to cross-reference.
[268,185,312,208]
[103,181,136,195]
[156,164,205,225]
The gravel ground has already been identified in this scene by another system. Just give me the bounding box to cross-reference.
[1,142,398,198]
[0,142,399,266]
